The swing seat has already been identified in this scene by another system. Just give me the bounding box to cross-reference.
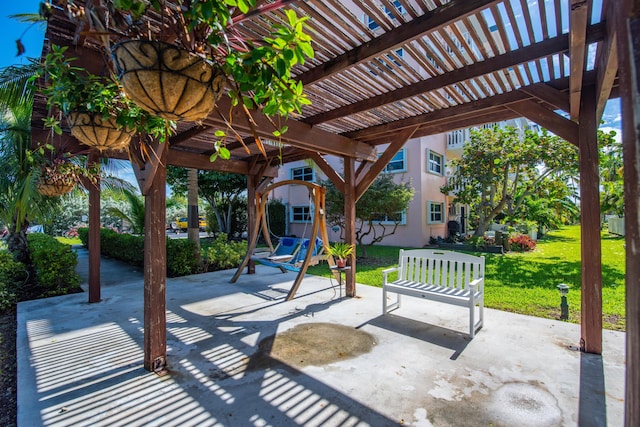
[251,237,302,262]
[254,238,325,272]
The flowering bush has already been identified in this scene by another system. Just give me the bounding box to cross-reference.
[509,234,537,252]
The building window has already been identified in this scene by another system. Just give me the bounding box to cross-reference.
[372,211,407,225]
[291,206,312,223]
[428,201,444,224]
[427,149,444,175]
[291,166,314,182]
[367,0,404,30]
[381,148,406,173]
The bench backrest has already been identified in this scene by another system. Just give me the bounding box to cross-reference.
[398,249,485,291]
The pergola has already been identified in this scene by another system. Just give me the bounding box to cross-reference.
[33,1,639,424]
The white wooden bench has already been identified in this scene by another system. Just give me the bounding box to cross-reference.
[382,249,485,338]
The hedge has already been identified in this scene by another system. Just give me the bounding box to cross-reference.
[0,251,26,312]
[27,233,82,298]
[78,228,245,277]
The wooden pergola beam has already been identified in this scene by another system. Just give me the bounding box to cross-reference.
[355,127,418,201]
[168,148,279,176]
[308,151,345,194]
[506,100,579,145]
[170,125,212,146]
[298,0,501,85]
[578,85,602,354]
[207,96,378,162]
[569,0,589,120]
[615,1,640,424]
[306,24,605,125]
[595,0,619,123]
[412,108,521,139]
[520,84,571,114]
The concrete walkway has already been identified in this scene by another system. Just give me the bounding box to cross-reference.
[17,250,625,426]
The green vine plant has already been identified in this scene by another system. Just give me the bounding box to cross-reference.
[45,0,314,161]
[32,44,175,143]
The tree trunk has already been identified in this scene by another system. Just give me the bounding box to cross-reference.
[187,168,201,254]
[7,218,30,264]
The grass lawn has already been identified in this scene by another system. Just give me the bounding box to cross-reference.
[307,225,626,331]
[55,236,82,246]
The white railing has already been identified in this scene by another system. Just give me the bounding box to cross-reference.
[608,217,625,236]
[447,129,467,150]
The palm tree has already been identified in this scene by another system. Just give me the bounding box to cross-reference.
[0,63,59,262]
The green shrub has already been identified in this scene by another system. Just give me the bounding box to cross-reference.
[27,233,81,298]
[202,234,247,271]
[79,227,205,276]
[166,238,200,277]
[78,227,89,246]
[0,251,26,312]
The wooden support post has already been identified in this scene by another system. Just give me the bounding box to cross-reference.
[87,153,101,303]
[578,85,602,354]
[143,148,168,374]
[247,174,258,274]
[343,156,357,297]
[616,2,640,424]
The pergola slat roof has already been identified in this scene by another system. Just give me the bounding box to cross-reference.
[36,0,615,164]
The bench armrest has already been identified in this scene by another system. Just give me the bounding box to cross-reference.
[382,266,399,285]
[469,277,484,292]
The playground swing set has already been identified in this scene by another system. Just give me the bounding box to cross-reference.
[231,180,340,300]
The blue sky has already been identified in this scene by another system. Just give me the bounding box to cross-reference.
[0,1,44,69]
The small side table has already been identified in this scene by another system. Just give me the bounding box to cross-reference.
[329,266,351,297]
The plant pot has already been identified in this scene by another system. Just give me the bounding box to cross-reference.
[67,112,132,151]
[336,258,347,268]
[112,40,226,122]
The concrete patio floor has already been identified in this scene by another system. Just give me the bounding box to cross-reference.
[17,252,625,426]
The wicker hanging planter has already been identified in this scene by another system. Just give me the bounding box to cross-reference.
[36,176,76,197]
[67,112,132,151]
[112,40,226,122]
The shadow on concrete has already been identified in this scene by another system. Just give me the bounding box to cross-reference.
[360,314,470,360]
[579,351,607,427]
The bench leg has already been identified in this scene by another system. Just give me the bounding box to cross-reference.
[382,287,401,314]
[469,298,475,339]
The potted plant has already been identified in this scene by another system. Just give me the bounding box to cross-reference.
[52,0,314,160]
[34,148,99,197]
[34,44,175,151]
[326,242,355,268]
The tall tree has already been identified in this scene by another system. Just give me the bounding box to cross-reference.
[598,130,623,216]
[323,174,414,257]
[0,63,58,263]
[167,168,246,236]
[441,126,578,237]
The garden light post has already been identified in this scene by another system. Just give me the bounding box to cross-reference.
[557,283,570,321]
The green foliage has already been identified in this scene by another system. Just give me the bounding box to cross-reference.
[598,129,624,216]
[166,239,200,277]
[441,126,578,236]
[0,251,26,312]
[33,44,175,140]
[266,199,286,238]
[167,168,247,235]
[78,228,246,276]
[201,234,247,271]
[325,242,354,259]
[27,233,81,297]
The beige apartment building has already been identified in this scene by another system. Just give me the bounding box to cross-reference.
[270,132,452,248]
[270,117,535,248]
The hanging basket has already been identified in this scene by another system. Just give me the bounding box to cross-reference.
[112,40,226,122]
[36,179,76,197]
[67,112,132,151]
